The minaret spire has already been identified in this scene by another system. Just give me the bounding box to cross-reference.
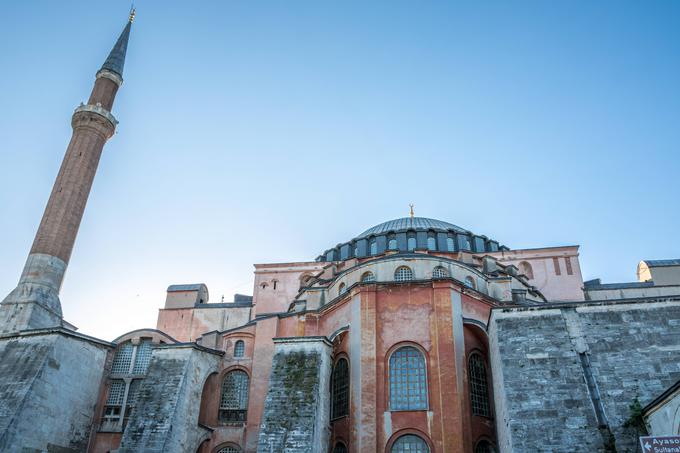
[0,13,134,333]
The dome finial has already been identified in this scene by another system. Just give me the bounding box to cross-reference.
[129,5,136,23]
[409,204,415,219]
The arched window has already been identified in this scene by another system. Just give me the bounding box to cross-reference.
[132,340,152,374]
[370,239,378,255]
[111,342,134,374]
[389,346,427,410]
[338,283,347,295]
[234,340,245,358]
[432,266,448,279]
[361,271,376,283]
[427,236,436,251]
[469,353,491,417]
[331,358,349,419]
[219,370,249,422]
[388,237,398,250]
[333,443,348,453]
[474,440,496,453]
[391,434,430,453]
[407,237,416,251]
[518,261,534,279]
[446,236,455,252]
[464,276,476,289]
[217,446,241,453]
[394,266,413,282]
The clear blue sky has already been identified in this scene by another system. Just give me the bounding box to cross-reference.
[1,1,679,339]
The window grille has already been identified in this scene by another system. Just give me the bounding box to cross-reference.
[432,266,448,279]
[132,340,152,374]
[106,380,126,406]
[469,354,491,417]
[394,266,413,282]
[217,447,241,453]
[361,271,376,283]
[220,370,249,422]
[234,340,245,358]
[391,434,430,453]
[333,443,348,453]
[111,342,134,374]
[389,346,427,410]
[331,358,349,419]
[475,440,495,453]
[127,379,141,407]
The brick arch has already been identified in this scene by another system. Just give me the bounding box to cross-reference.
[212,442,242,453]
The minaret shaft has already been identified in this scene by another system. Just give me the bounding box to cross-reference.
[0,18,131,333]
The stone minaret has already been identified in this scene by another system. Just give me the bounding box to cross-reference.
[0,13,134,333]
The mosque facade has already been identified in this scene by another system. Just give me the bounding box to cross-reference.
[1,14,680,453]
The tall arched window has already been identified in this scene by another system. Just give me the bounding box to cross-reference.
[394,266,413,282]
[469,353,491,417]
[518,261,534,279]
[391,434,430,453]
[361,271,376,283]
[338,283,347,295]
[427,236,436,251]
[432,266,448,279]
[331,358,349,419]
[219,370,249,422]
[446,236,455,252]
[333,443,348,453]
[388,237,398,250]
[389,346,427,410]
[234,340,245,358]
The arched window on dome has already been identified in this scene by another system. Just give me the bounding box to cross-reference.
[234,340,245,358]
[407,236,417,251]
[518,261,534,280]
[388,236,398,250]
[446,236,455,252]
[469,353,491,417]
[338,283,347,295]
[389,346,428,410]
[464,276,476,289]
[474,440,496,453]
[331,358,349,419]
[369,238,378,255]
[391,434,430,453]
[394,266,413,282]
[332,443,348,453]
[427,235,436,251]
[432,266,448,279]
[219,370,249,422]
[361,271,376,283]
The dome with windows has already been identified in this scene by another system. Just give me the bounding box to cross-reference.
[317,217,508,262]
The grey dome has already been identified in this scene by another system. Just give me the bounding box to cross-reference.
[357,217,469,238]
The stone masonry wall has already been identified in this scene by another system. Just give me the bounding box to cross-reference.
[0,330,109,452]
[257,337,332,453]
[490,299,680,453]
[118,344,221,453]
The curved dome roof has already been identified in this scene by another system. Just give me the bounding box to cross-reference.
[357,217,469,238]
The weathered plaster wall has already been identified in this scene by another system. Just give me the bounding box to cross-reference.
[0,330,109,452]
[253,262,325,316]
[490,299,680,453]
[118,345,222,453]
[256,338,332,453]
[156,305,251,342]
[645,388,680,436]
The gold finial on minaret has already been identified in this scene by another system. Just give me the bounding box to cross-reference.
[409,204,415,219]
[129,6,136,23]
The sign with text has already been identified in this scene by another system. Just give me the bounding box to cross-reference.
[640,436,680,453]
